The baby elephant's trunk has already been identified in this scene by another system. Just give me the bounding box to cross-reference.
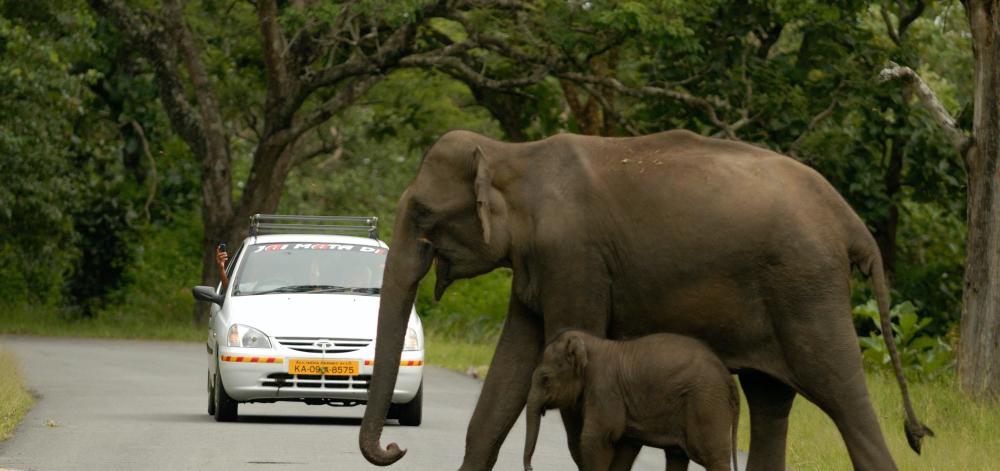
[523,401,543,471]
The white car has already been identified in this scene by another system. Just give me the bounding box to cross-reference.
[192,215,424,424]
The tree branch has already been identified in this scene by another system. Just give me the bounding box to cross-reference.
[556,71,731,112]
[258,0,297,130]
[129,120,158,224]
[292,126,343,167]
[401,54,548,90]
[878,62,972,155]
[881,1,902,45]
[88,0,205,156]
[557,71,745,137]
[162,0,225,144]
[291,75,381,142]
[578,81,640,136]
[788,93,840,152]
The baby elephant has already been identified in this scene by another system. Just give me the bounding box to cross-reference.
[523,330,739,471]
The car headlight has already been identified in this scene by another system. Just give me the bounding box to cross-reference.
[227,324,272,348]
[403,327,421,351]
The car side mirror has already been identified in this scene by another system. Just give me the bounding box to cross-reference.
[192,286,224,306]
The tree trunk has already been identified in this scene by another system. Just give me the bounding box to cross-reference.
[193,145,235,325]
[959,0,1000,400]
[875,138,904,278]
[470,87,531,142]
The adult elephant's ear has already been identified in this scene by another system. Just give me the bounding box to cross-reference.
[473,145,493,245]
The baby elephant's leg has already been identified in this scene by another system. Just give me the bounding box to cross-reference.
[580,420,618,471]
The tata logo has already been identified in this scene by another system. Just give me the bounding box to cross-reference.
[313,340,335,349]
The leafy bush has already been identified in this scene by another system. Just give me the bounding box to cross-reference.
[416,269,511,343]
[853,299,955,381]
[96,211,203,327]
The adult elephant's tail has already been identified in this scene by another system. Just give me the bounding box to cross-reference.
[851,235,934,454]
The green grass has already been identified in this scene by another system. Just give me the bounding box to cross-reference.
[0,347,34,442]
[425,335,999,470]
[424,332,497,378]
[749,372,1000,470]
[0,303,203,341]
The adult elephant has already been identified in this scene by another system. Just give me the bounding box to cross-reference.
[359,129,931,470]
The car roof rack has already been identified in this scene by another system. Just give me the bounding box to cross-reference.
[249,214,379,240]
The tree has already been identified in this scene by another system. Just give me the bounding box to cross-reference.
[87,0,547,323]
[880,0,999,399]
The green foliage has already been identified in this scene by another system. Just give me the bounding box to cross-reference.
[416,269,511,343]
[0,211,203,340]
[280,68,503,239]
[95,211,203,327]
[1,0,975,358]
[853,299,955,381]
[0,11,90,303]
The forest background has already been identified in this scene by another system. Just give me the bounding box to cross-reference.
[2,1,997,465]
[7,0,1000,466]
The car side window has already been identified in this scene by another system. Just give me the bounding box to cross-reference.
[215,245,244,300]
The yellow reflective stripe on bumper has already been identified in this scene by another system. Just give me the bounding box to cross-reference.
[363,360,424,366]
[221,356,284,363]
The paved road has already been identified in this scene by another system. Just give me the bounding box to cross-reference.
[0,336,746,470]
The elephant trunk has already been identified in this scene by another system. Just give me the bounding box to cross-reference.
[359,219,433,466]
[523,389,544,471]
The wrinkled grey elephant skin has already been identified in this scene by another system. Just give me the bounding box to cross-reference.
[523,330,739,471]
[357,129,931,471]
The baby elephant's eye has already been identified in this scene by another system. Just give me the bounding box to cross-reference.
[540,374,551,388]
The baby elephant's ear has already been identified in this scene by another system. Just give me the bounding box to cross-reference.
[566,335,588,376]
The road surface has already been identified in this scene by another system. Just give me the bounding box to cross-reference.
[0,336,746,470]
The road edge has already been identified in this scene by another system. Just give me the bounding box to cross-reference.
[0,345,34,442]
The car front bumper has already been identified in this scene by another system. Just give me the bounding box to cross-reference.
[217,347,424,404]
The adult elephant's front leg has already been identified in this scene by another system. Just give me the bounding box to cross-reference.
[459,297,543,471]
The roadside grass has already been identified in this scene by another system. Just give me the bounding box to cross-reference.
[736,371,1000,470]
[425,336,999,470]
[424,332,496,379]
[0,347,33,442]
[0,303,203,342]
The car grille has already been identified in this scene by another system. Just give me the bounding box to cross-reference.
[275,337,372,354]
[262,373,371,390]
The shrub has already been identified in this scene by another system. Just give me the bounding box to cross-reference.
[853,299,955,381]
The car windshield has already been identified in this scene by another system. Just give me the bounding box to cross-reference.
[233,242,387,296]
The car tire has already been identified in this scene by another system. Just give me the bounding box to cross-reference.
[214,368,238,422]
[207,371,216,416]
[388,381,422,426]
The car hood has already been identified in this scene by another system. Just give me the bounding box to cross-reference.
[225,293,387,339]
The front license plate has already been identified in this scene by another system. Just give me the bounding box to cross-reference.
[288,359,359,376]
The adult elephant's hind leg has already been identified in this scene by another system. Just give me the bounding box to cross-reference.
[782,301,898,471]
[459,298,543,471]
[739,370,795,471]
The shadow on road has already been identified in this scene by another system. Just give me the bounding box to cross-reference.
[234,415,364,426]
[124,413,371,427]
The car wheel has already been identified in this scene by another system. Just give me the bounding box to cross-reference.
[207,371,216,416]
[214,368,238,422]
[388,381,422,426]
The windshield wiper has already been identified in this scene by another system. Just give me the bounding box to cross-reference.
[248,285,342,295]
[310,286,381,295]
[347,287,381,295]
[308,285,353,293]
